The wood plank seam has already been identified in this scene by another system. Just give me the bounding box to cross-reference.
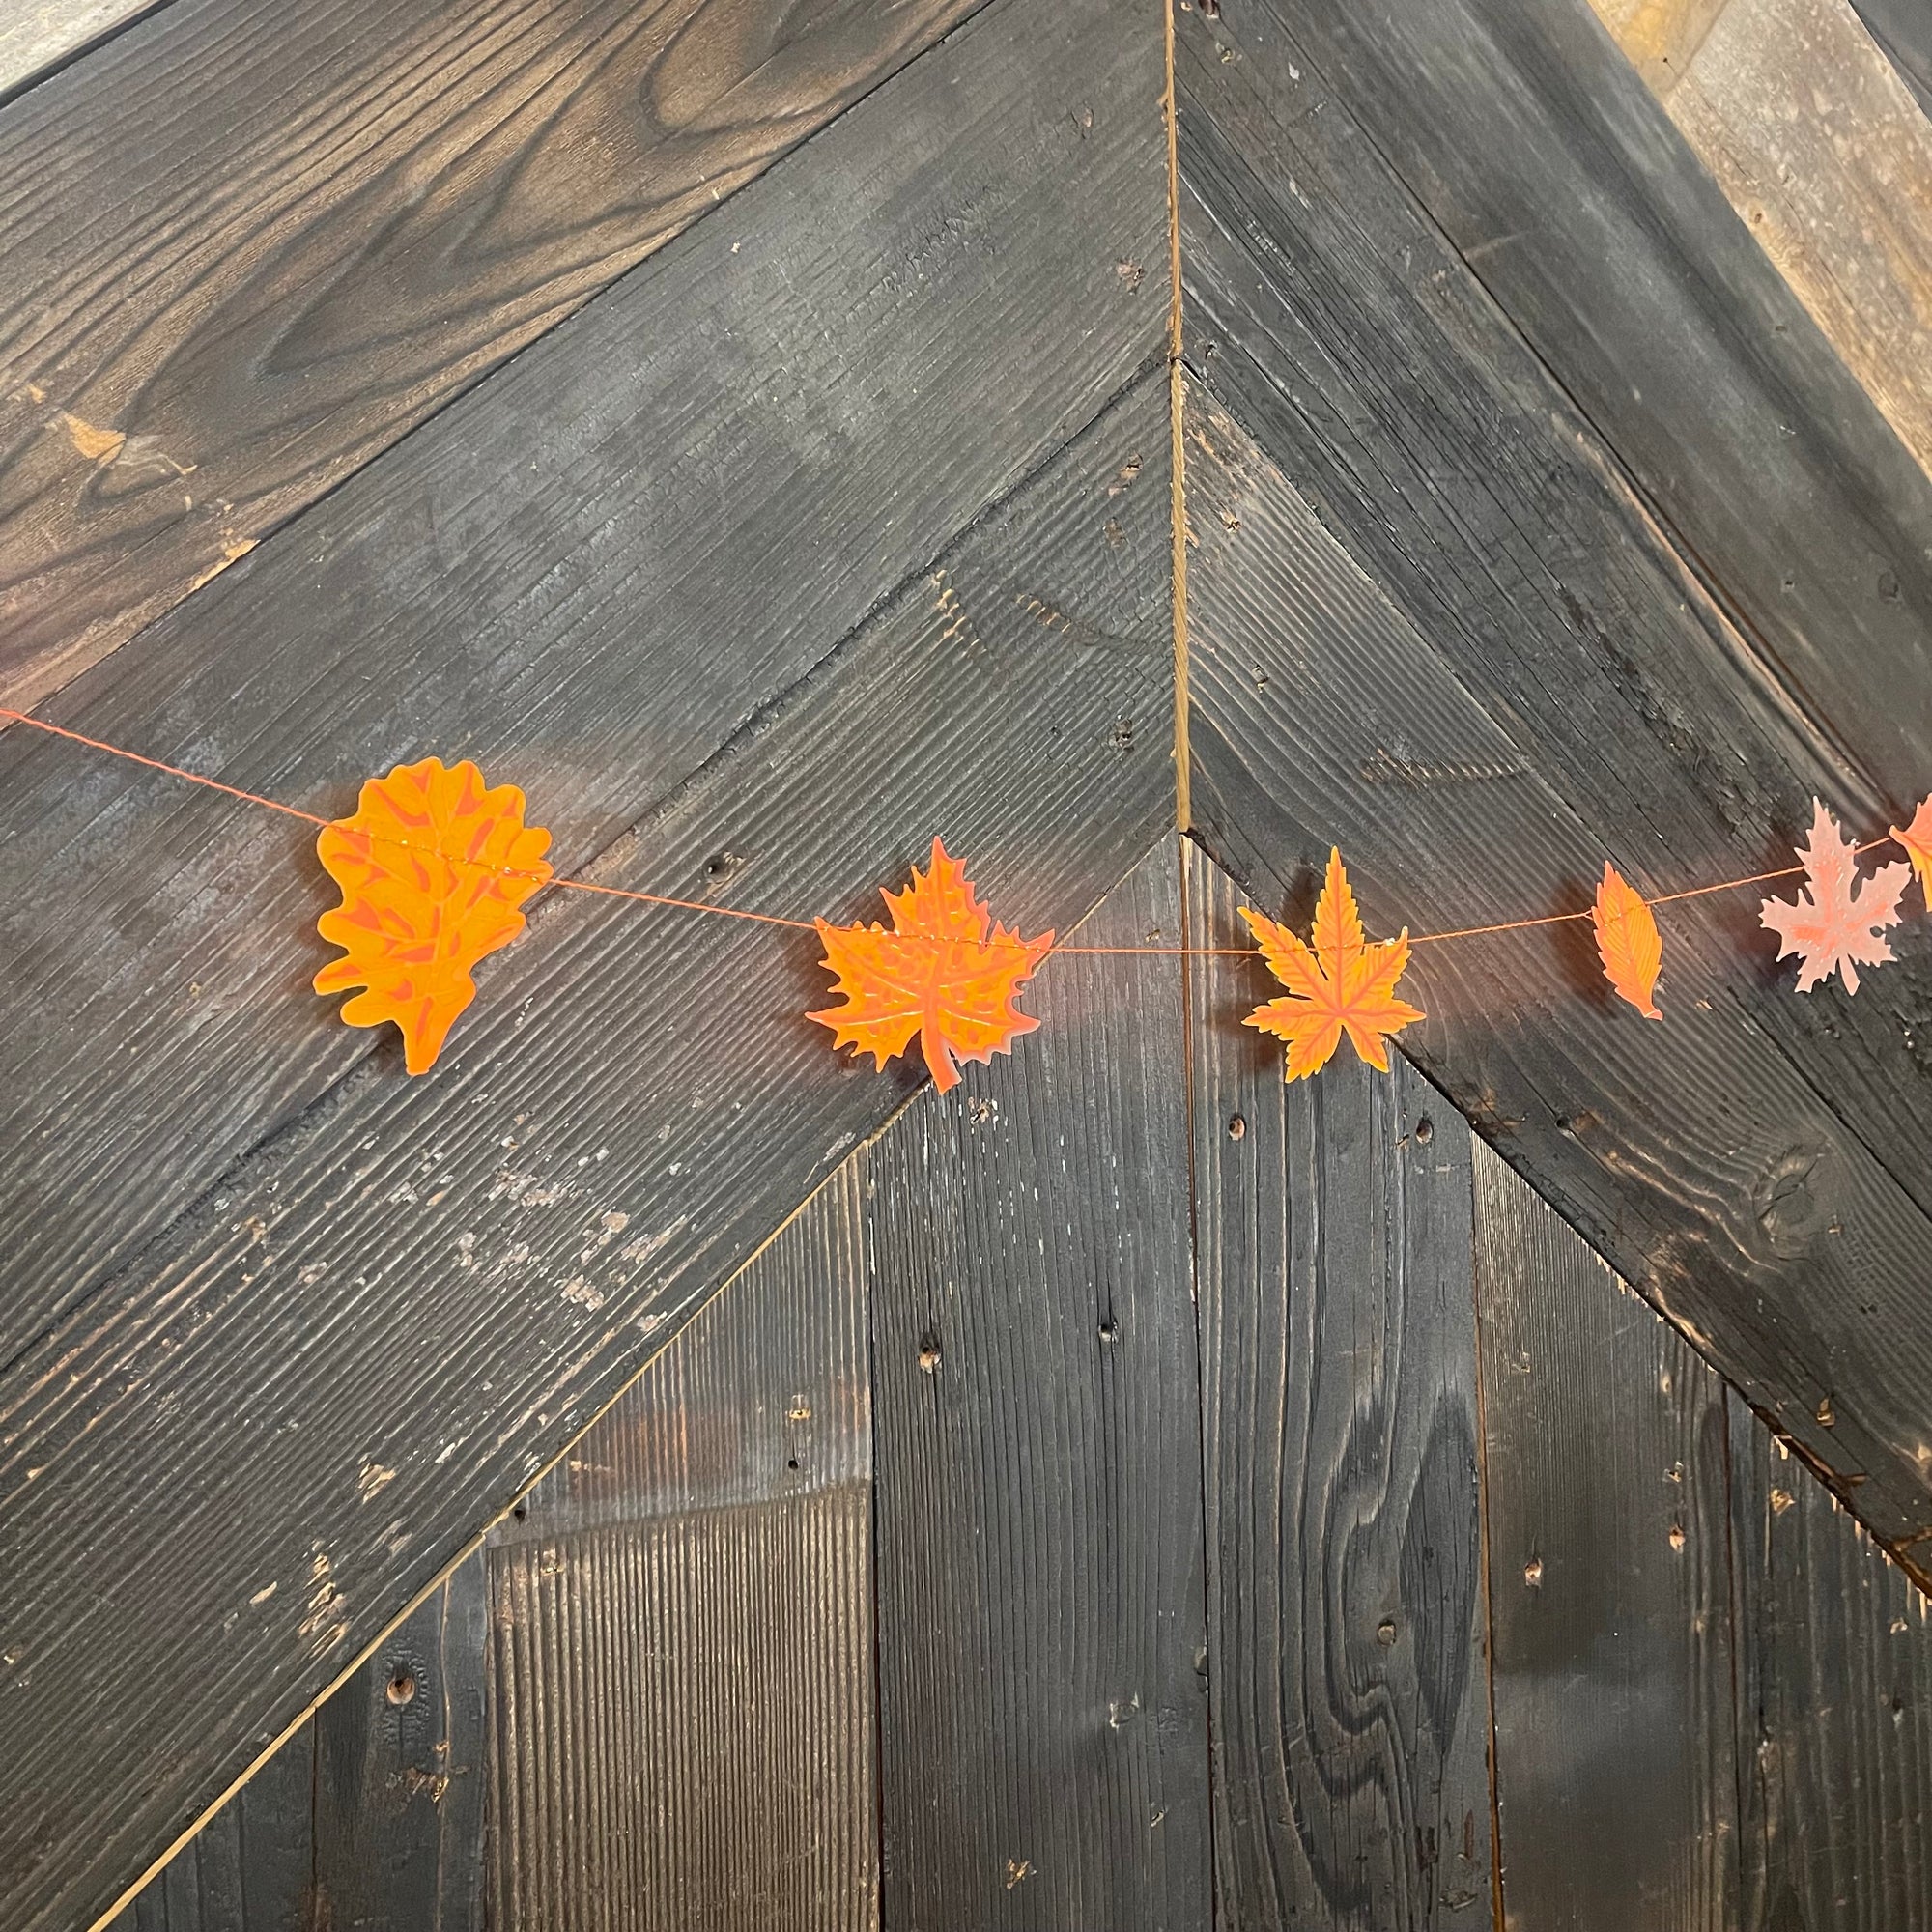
[1166,1,1193,833]
[0,0,175,109]
[1464,1159,1509,1932]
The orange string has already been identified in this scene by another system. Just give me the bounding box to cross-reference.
[0,705,817,931]
[0,702,1905,954]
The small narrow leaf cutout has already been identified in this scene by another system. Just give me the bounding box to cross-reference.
[1242,848,1424,1081]
[1892,795,1932,907]
[809,838,1052,1093]
[314,756,553,1073]
[1759,798,1910,995]
[1593,862,1662,1019]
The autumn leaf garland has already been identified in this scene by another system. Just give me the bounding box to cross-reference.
[297,754,1932,1079]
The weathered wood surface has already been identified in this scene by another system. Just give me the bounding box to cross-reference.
[0,0,157,99]
[312,1560,490,1932]
[1184,847,1492,1927]
[107,1709,313,1931]
[1248,0,1932,830]
[1473,1144,1738,1931]
[0,83,1171,1932]
[487,1163,877,1932]
[1177,0,1932,1563]
[0,0,1161,1369]
[1731,1396,1932,1930]
[1589,0,1932,484]
[107,1558,488,1932]
[1850,0,1932,111]
[0,0,988,710]
[864,840,1210,1930]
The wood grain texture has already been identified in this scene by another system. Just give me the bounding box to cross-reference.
[0,0,989,709]
[1473,1142,1738,1932]
[1591,0,1932,485]
[1176,5,1932,1558]
[864,840,1210,1931]
[312,1558,489,1932]
[1731,1395,1932,1930]
[1244,0,1932,832]
[0,0,1164,1367]
[486,1161,876,1932]
[491,1491,873,1932]
[0,347,1175,1932]
[1849,0,1932,113]
[106,1713,314,1932]
[0,0,160,99]
[1184,846,1492,1927]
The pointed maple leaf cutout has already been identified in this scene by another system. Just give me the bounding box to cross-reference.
[1241,849,1424,1081]
[1892,795,1932,907]
[314,756,553,1073]
[1593,862,1662,1019]
[809,838,1052,1094]
[1759,798,1910,996]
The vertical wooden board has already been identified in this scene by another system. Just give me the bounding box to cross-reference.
[489,1490,874,1932]
[1731,1394,1932,1930]
[1184,845,1492,1928]
[109,1719,314,1931]
[311,1558,489,1932]
[486,1162,877,1932]
[1473,1143,1737,1931]
[862,840,1208,1931]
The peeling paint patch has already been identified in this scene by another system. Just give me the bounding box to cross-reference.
[61,412,125,465]
[357,1460,398,1503]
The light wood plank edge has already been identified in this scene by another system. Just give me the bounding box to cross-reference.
[1586,0,1932,485]
[0,0,167,103]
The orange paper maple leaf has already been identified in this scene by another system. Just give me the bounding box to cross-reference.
[1892,795,1932,906]
[809,838,1052,1094]
[1593,862,1662,1019]
[314,756,553,1073]
[1760,799,1909,996]
[1242,849,1424,1081]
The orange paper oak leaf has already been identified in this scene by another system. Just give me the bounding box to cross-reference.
[1892,794,1932,907]
[809,838,1052,1094]
[1760,799,1910,996]
[1242,848,1424,1081]
[1592,862,1662,1019]
[314,756,553,1074]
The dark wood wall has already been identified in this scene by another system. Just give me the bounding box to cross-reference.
[6,0,1932,1923]
[113,839,1932,1930]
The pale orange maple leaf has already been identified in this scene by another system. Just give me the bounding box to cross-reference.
[1892,794,1932,907]
[1592,862,1662,1019]
[809,838,1052,1093]
[1759,798,1909,996]
[314,756,553,1074]
[1242,849,1424,1081]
